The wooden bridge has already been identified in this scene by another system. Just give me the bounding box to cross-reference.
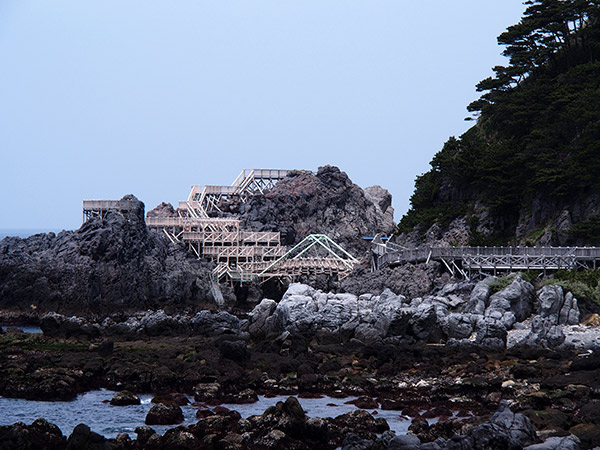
[372,239,600,279]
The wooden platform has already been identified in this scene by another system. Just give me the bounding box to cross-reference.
[83,170,358,284]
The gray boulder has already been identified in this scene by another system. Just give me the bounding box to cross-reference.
[538,285,580,325]
[247,299,278,339]
[475,317,507,349]
[442,313,478,339]
[464,279,492,315]
[524,435,580,450]
[471,400,539,449]
[519,316,566,348]
[485,275,535,329]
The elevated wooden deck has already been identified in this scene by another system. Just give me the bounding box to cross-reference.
[82,199,137,221]
[181,168,291,218]
[84,169,357,284]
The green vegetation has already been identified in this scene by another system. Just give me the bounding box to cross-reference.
[0,335,88,352]
[568,215,600,245]
[398,1,600,242]
[545,269,600,312]
[488,273,517,294]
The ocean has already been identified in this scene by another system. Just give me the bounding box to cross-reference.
[0,229,64,240]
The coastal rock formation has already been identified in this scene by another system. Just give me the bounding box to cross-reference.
[485,275,535,329]
[145,402,184,425]
[0,195,226,316]
[245,283,477,344]
[537,284,580,325]
[239,165,395,255]
[340,262,444,299]
[40,309,241,338]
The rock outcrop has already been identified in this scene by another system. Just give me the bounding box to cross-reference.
[245,283,477,345]
[40,309,241,338]
[239,166,395,256]
[0,195,228,316]
[537,284,580,325]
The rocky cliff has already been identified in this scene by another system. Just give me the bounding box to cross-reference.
[0,195,224,317]
[238,166,395,256]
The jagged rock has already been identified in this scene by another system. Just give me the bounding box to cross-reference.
[145,402,184,425]
[146,202,178,218]
[67,423,109,449]
[464,279,493,315]
[410,304,445,342]
[523,435,581,450]
[519,316,566,348]
[364,185,395,235]
[471,401,539,449]
[485,275,535,329]
[0,195,229,316]
[341,263,442,299]
[41,310,240,338]
[442,313,478,339]
[246,298,278,339]
[239,166,395,256]
[110,390,140,406]
[538,285,580,325]
[475,317,507,349]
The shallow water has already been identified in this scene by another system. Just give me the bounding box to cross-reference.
[1,325,42,334]
[0,390,417,438]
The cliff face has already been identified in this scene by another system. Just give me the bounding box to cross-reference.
[239,165,395,256]
[0,195,221,316]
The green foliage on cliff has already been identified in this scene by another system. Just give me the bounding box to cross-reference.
[399,1,600,241]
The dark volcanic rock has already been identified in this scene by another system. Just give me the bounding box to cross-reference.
[471,401,539,449]
[341,262,443,298]
[110,390,140,406]
[0,418,66,450]
[0,195,227,316]
[146,201,178,218]
[145,402,184,425]
[239,166,395,256]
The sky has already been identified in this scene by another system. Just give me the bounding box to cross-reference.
[0,1,527,231]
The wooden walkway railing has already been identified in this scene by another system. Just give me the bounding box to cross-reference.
[372,243,600,276]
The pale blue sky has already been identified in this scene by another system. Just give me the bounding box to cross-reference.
[0,1,526,231]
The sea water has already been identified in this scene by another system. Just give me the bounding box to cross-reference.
[0,390,417,439]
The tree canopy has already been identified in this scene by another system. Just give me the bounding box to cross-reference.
[399,0,600,244]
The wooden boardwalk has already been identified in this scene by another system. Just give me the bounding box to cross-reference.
[83,169,358,283]
[372,241,600,278]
